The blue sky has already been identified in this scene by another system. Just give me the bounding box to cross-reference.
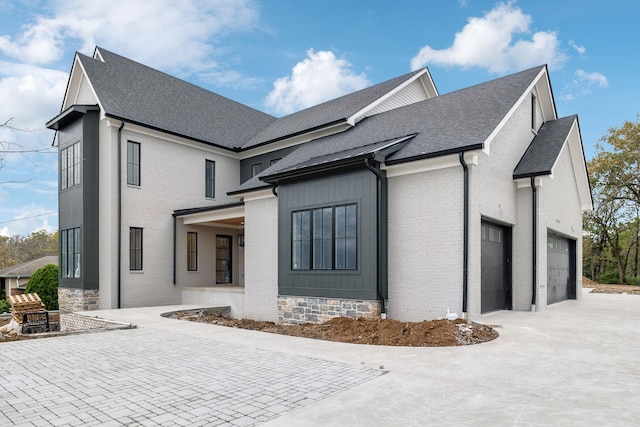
[0,0,637,237]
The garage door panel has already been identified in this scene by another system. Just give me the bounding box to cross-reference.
[547,234,576,304]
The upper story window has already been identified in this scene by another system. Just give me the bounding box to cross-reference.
[205,160,215,198]
[270,158,281,166]
[60,142,81,190]
[292,203,357,271]
[127,141,141,186]
[251,162,263,177]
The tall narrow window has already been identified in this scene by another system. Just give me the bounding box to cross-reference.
[187,232,198,271]
[129,227,143,271]
[531,93,537,130]
[292,210,311,270]
[205,160,215,198]
[61,227,81,278]
[313,207,333,269]
[60,142,81,190]
[335,204,357,270]
[127,141,141,186]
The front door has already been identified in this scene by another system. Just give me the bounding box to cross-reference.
[481,221,512,313]
[216,235,232,284]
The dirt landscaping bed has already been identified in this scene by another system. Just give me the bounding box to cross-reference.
[170,311,499,347]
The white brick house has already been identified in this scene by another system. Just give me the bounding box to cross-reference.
[47,47,591,323]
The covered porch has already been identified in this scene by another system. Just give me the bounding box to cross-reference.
[173,203,247,318]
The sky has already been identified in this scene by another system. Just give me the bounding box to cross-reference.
[0,0,637,237]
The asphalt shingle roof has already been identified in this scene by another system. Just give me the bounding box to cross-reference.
[241,69,427,149]
[232,65,545,194]
[80,48,276,149]
[0,256,58,278]
[513,115,578,178]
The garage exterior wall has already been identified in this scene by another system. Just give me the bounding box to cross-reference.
[387,166,464,321]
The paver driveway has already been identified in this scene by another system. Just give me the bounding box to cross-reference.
[2,291,640,426]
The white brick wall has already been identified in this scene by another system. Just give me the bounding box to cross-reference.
[98,121,242,308]
[387,167,464,321]
[243,196,279,322]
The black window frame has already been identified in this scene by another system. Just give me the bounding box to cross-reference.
[251,162,263,177]
[60,142,81,190]
[129,227,143,271]
[60,227,81,278]
[205,159,215,198]
[187,232,198,271]
[127,141,141,186]
[291,203,357,271]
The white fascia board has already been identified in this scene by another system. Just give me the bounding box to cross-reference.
[104,118,240,159]
[482,67,548,156]
[63,56,104,114]
[535,69,557,122]
[383,151,480,178]
[181,205,245,225]
[346,69,434,126]
[238,122,351,159]
[515,176,545,188]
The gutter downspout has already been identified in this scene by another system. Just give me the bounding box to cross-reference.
[531,176,537,311]
[365,157,387,317]
[172,214,177,285]
[459,153,469,317]
[117,121,125,309]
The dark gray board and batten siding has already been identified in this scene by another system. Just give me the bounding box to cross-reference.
[277,168,380,300]
[57,110,100,292]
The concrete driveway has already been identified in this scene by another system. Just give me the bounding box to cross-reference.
[1,291,639,426]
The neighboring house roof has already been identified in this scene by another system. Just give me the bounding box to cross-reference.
[74,48,276,150]
[233,65,545,194]
[241,69,430,149]
[0,256,58,279]
[513,115,579,178]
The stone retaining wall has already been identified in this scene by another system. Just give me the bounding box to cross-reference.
[58,288,100,313]
[278,296,381,325]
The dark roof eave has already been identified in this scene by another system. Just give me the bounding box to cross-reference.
[46,104,100,130]
[226,183,273,197]
[105,113,243,153]
[384,143,485,166]
[513,170,552,180]
[173,201,244,217]
[261,153,375,184]
[243,118,348,151]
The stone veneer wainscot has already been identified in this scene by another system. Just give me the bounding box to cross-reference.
[278,296,381,325]
[58,288,100,313]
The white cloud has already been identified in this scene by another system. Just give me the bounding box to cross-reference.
[0,204,57,237]
[411,2,566,73]
[265,49,371,115]
[569,40,586,55]
[0,0,260,76]
[560,69,608,101]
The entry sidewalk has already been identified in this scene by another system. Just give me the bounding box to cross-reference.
[2,292,640,426]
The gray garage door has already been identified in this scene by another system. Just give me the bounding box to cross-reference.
[481,221,512,313]
[547,233,576,304]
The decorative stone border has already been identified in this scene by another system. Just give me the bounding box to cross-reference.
[278,296,381,325]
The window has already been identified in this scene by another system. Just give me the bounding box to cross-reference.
[205,160,215,198]
[270,158,281,166]
[61,228,81,278]
[60,143,81,190]
[531,93,537,130]
[251,163,263,177]
[129,227,143,270]
[292,204,357,270]
[187,232,198,271]
[127,141,141,186]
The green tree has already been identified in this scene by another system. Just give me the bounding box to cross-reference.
[585,117,640,284]
[25,264,59,310]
